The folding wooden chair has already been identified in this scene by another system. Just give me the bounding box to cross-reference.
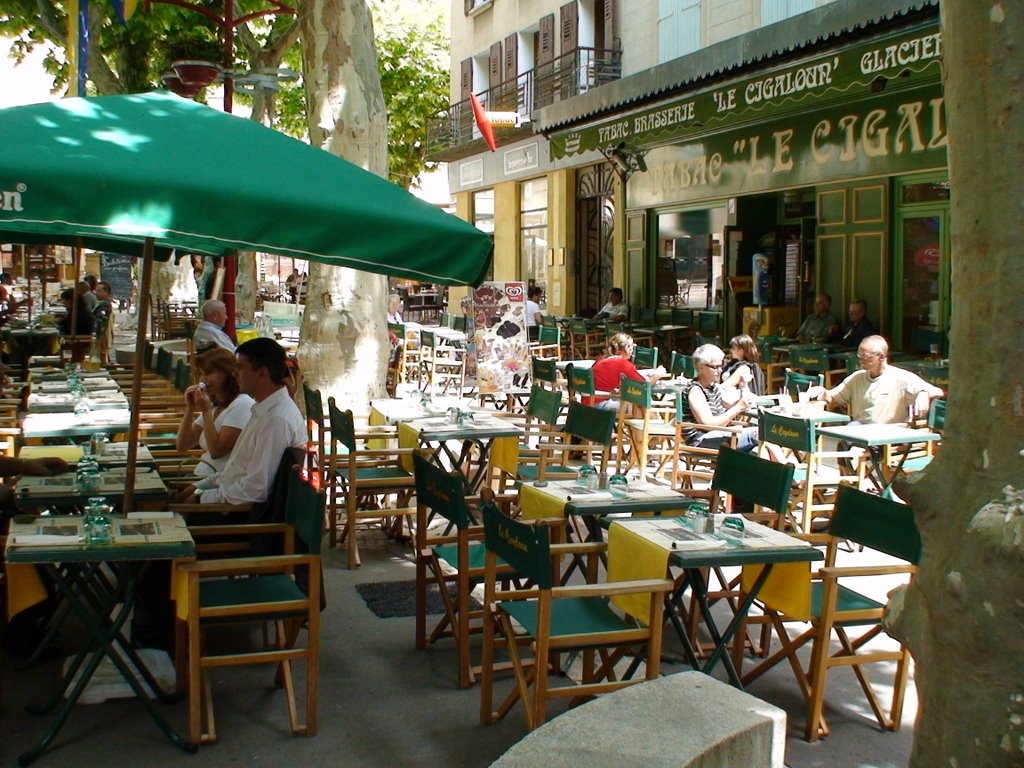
[178,467,323,745]
[739,485,920,741]
[479,500,671,730]
[616,377,676,479]
[327,399,416,568]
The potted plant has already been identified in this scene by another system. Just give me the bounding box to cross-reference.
[162,36,224,88]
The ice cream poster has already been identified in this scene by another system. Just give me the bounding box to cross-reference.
[472,281,530,394]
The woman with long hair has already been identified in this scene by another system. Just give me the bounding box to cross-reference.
[721,334,764,396]
[176,348,255,478]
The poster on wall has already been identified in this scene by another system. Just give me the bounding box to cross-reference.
[472,281,530,394]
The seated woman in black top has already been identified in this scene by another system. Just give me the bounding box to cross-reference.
[721,334,764,396]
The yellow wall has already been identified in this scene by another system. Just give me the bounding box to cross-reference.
[449,191,473,312]
[493,181,519,280]
[546,168,575,315]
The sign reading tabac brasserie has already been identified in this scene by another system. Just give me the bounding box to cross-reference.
[549,22,942,161]
[628,83,947,207]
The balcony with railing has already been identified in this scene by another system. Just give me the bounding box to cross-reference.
[427,46,621,162]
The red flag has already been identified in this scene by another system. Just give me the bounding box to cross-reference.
[469,93,497,152]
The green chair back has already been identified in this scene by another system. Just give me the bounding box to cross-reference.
[326,397,356,453]
[697,311,721,334]
[388,322,404,339]
[669,351,696,379]
[830,485,922,564]
[303,384,325,426]
[452,315,467,332]
[789,346,832,373]
[285,468,325,555]
[420,329,437,349]
[569,318,590,336]
[619,377,652,410]
[482,501,551,589]
[928,398,946,431]
[540,314,558,329]
[174,359,191,392]
[638,308,656,325]
[757,410,816,454]
[782,370,824,400]
[633,346,658,369]
[156,347,173,379]
[833,349,860,376]
[567,364,596,397]
[564,400,616,446]
[144,342,156,370]
[909,328,944,355]
[537,325,560,346]
[695,333,721,349]
[712,446,795,517]
[531,356,557,385]
[413,452,471,530]
[604,321,625,336]
[526,385,562,426]
[672,308,693,327]
[439,312,452,329]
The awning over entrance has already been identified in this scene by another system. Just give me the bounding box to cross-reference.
[547,19,942,162]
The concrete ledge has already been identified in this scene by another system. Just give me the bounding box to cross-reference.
[489,672,786,768]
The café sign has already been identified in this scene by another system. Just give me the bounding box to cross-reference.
[628,84,947,207]
[549,22,942,161]
[0,183,26,212]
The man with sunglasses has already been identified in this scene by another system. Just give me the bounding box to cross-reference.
[808,335,942,423]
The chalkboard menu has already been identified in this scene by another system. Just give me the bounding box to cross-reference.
[100,253,134,307]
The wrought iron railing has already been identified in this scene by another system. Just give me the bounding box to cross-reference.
[427,46,621,158]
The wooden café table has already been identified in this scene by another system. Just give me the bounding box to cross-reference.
[21,410,132,440]
[606,515,822,689]
[816,422,941,495]
[5,514,197,764]
[16,467,169,509]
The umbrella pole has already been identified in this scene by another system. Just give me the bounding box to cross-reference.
[123,239,154,512]
[70,241,82,360]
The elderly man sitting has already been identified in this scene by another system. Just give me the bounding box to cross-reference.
[808,335,943,424]
[193,299,235,353]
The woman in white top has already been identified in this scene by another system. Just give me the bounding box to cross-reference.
[176,347,255,478]
[386,294,404,325]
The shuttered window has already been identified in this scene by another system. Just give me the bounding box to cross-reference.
[761,0,818,26]
[658,0,700,63]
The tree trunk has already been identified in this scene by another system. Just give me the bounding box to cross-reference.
[296,0,389,414]
[885,3,1024,766]
[150,259,196,303]
[235,251,258,325]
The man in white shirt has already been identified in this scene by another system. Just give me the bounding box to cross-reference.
[594,287,629,322]
[193,299,236,352]
[525,285,543,340]
[187,338,306,504]
[808,335,943,423]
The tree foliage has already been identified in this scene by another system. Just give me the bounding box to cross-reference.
[2,0,450,188]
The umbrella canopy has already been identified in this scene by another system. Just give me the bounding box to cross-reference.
[0,91,492,285]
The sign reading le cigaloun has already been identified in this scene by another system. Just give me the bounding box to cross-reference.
[549,22,942,161]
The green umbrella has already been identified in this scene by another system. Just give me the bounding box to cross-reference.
[0,91,491,285]
[0,91,493,508]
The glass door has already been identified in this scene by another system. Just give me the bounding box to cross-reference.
[895,208,949,351]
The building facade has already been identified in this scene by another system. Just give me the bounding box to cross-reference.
[432,0,948,353]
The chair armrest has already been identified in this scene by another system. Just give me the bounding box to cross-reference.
[178,553,316,576]
[555,578,673,599]
[818,564,917,580]
[551,541,607,556]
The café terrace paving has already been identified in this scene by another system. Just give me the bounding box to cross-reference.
[1,528,916,768]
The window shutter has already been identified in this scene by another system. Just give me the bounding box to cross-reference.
[460,57,472,100]
[560,2,579,55]
[538,14,555,65]
[504,33,518,83]
[489,41,502,89]
[604,0,616,49]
